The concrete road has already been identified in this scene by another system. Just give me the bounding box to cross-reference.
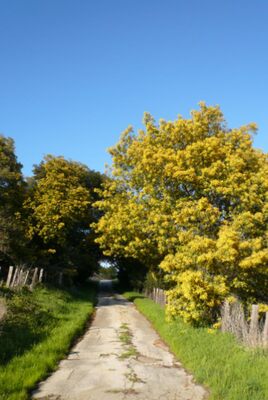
[32,281,207,400]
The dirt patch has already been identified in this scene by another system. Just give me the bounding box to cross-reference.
[136,355,161,364]
[153,338,169,351]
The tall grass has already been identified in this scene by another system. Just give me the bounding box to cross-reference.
[0,284,96,400]
[123,292,268,400]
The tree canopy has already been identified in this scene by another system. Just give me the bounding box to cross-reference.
[0,138,105,282]
[25,155,104,278]
[94,103,268,324]
[0,135,26,264]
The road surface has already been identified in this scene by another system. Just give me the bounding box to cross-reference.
[32,281,207,400]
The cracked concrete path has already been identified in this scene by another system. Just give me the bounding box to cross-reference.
[32,281,208,400]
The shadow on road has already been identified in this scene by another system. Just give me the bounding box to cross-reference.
[96,279,146,307]
[97,280,129,307]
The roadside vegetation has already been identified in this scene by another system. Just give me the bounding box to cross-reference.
[94,104,268,325]
[123,292,268,400]
[0,284,96,400]
[0,135,104,284]
[1,103,267,398]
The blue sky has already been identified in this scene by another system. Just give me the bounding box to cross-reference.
[1,0,268,176]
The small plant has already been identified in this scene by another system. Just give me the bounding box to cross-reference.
[119,323,132,345]
[124,370,145,384]
[118,323,139,360]
[119,347,138,360]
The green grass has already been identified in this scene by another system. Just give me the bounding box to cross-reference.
[118,323,138,359]
[123,291,268,400]
[0,284,97,400]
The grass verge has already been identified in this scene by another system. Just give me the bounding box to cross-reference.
[0,283,97,400]
[123,291,268,400]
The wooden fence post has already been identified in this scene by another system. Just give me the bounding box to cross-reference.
[30,267,39,290]
[39,268,44,283]
[23,269,30,286]
[6,266,14,288]
[249,304,259,346]
[150,288,166,307]
[17,268,22,286]
[11,267,19,288]
[161,290,166,307]
[263,311,268,347]
[0,298,6,322]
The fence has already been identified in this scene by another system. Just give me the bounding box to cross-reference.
[0,298,6,324]
[147,288,268,348]
[0,266,44,290]
[0,266,66,326]
[221,301,268,348]
[0,265,68,290]
[145,287,166,307]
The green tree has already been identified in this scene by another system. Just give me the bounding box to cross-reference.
[25,155,104,279]
[0,135,26,265]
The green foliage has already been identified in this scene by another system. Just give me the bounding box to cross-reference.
[0,132,106,281]
[0,135,26,265]
[116,257,147,292]
[94,104,268,323]
[0,288,54,365]
[143,270,167,293]
[118,323,138,360]
[98,264,117,279]
[0,136,24,211]
[124,292,268,400]
[24,155,104,278]
[0,284,96,400]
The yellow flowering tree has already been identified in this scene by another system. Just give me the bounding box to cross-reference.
[94,103,268,324]
[25,155,104,278]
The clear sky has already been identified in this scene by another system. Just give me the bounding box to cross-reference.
[1,0,268,176]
